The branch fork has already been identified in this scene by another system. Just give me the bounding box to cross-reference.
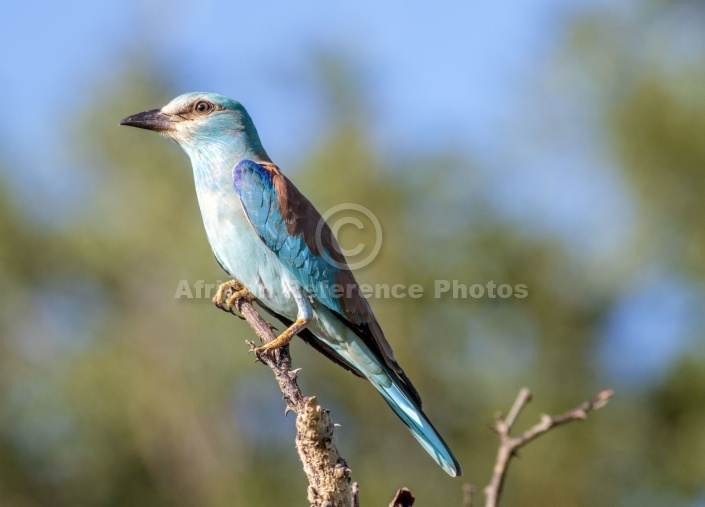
[483,387,614,507]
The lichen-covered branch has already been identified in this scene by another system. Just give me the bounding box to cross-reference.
[483,388,614,507]
[297,398,354,506]
[224,289,356,507]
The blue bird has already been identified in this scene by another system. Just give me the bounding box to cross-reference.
[120,92,462,476]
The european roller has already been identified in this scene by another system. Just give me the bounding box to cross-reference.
[120,92,462,476]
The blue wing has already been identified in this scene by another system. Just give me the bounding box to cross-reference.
[233,159,344,313]
[233,158,423,401]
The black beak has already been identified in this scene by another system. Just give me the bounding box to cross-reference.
[120,108,177,132]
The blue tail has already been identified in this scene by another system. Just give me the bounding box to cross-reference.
[368,365,462,477]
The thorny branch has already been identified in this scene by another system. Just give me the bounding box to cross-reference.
[483,388,614,507]
[224,287,357,507]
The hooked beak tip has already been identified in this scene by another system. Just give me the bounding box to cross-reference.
[120,108,176,132]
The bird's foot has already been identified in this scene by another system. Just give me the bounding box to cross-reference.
[252,318,309,357]
[213,279,253,315]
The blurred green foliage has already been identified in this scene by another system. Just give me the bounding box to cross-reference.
[1,3,705,506]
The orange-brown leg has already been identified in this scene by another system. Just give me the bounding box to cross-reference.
[254,284,313,356]
[254,317,311,355]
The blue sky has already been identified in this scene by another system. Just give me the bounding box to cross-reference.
[1,0,589,170]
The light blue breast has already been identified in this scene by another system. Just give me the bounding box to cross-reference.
[187,150,299,317]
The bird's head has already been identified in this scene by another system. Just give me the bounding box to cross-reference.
[120,92,270,162]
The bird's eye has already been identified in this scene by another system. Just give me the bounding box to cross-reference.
[194,100,214,114]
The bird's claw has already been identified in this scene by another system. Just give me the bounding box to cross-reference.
[245,339,277,361]
[213,280,253,315]
[252,345,275,359]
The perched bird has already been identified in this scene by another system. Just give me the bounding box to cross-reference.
[120,92,462,476]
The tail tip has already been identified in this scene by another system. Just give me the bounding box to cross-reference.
[443,460,463,477]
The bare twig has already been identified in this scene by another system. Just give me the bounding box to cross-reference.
[484,388,614,507]
[224,288,353,507]
[389,487,415,507]
[462,483,474,507]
